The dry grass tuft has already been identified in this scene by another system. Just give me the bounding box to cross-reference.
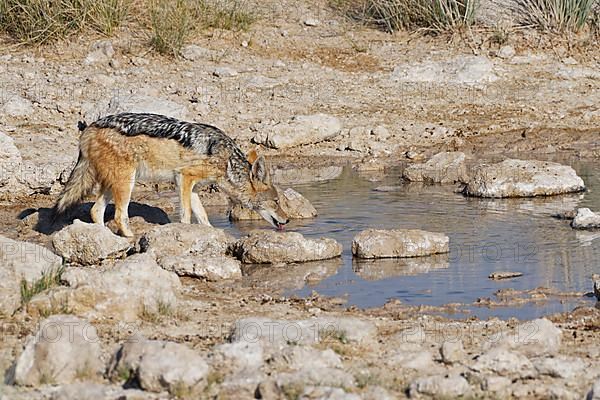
[88,0,131,35]
[512,0,596,32]
[20,266,64,304]
[0,0,89,43]
[333,0,479,33]
[148,0,195,56]
[149,0,255,56]
[0,0,131,43]
[0,0,254,51]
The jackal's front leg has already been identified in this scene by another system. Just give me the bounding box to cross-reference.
[177,174,193,224]
[191,192,211,226]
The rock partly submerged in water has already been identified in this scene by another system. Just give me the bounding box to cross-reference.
[160,254,242,281]
[276,188,318,218]
[233,231,342,264]
[551,209,578,220]
[229,188,317,221]
[228,205,264,221]
[463,159,585,198]
[139,223,242,280]
[571,208,600,229]
[140,223,235,258]
[403,151,469,184]
[352,229,449,259]
[489,271,523,280]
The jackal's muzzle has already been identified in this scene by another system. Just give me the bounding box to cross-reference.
[258,206,289,230]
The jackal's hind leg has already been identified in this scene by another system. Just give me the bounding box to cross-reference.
[112,170,135,237]
[91,189,111,225]
[191,192,211,226]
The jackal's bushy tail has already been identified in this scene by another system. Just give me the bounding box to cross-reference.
[52,150,96,218]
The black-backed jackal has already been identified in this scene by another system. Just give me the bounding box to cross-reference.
[53,113,289,237]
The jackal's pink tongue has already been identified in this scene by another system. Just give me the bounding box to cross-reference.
[276,224,285,231]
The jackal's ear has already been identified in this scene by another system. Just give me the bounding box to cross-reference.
[246,148,259,165]
[250,156,270,184]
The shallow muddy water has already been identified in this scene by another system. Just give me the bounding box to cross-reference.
[209,162,599,320]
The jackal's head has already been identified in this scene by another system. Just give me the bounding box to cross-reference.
[228,150,289,229]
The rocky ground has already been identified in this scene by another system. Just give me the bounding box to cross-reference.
[1,221,600,400]
[1,0,600,398]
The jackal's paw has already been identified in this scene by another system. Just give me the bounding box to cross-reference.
[120,228,134,238]
[195,218,212,227]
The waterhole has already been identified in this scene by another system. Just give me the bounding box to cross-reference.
[208,161,599,319]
